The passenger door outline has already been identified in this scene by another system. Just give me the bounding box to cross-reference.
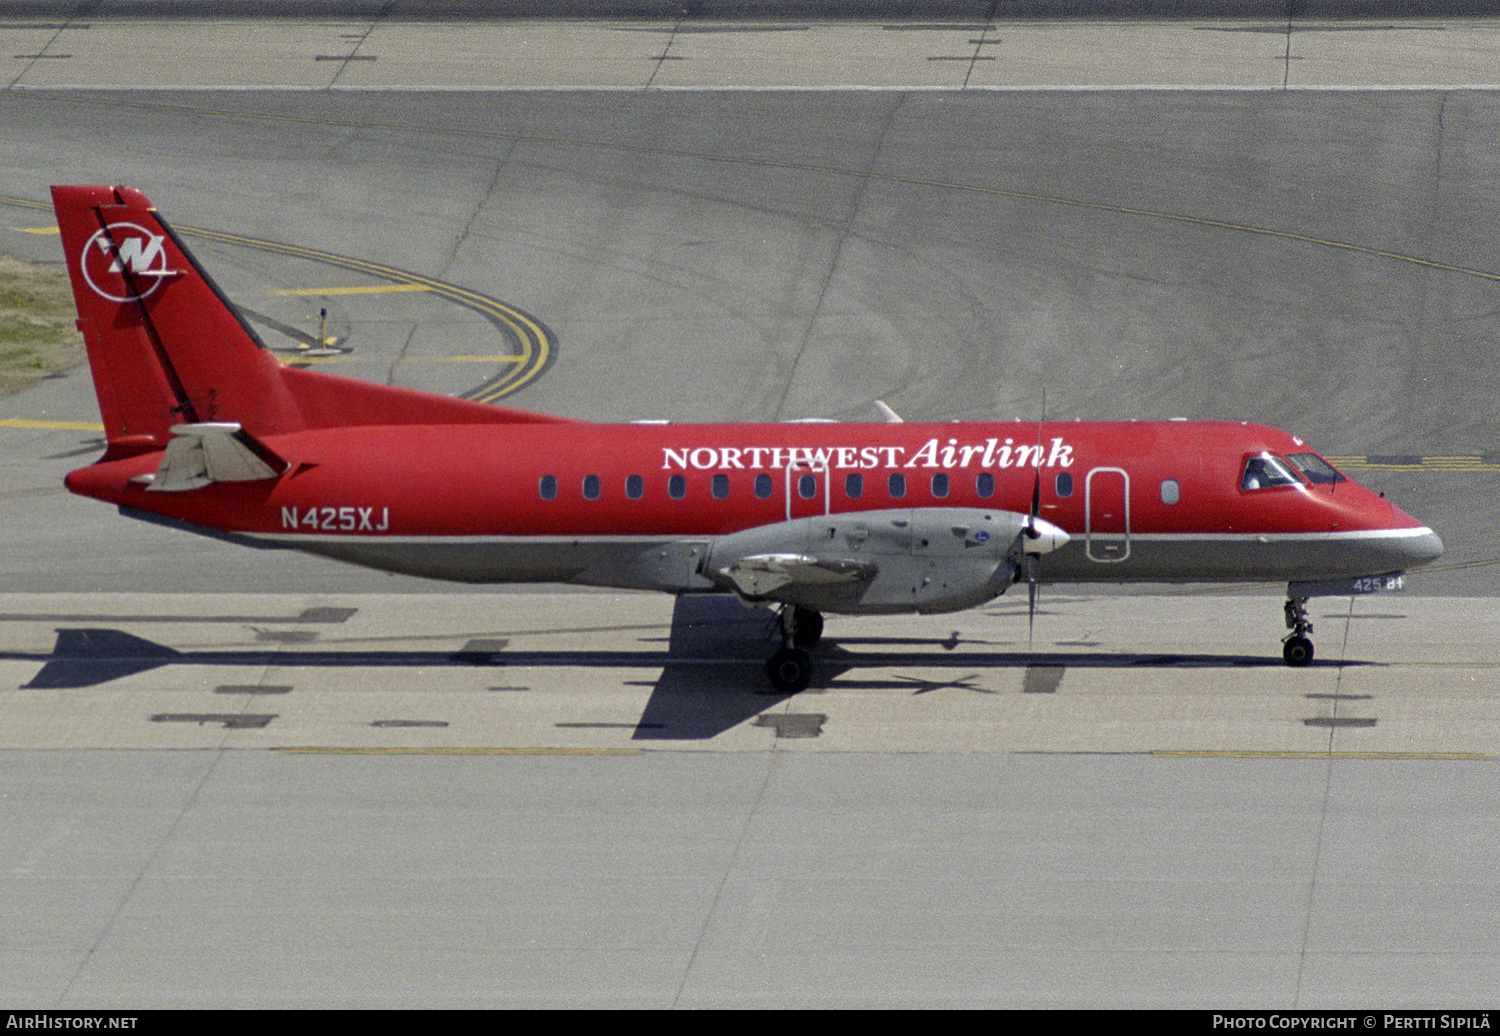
[1085,466,1130,562]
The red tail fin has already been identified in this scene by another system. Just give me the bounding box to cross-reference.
[52,185,296,454]
[51,185,562,458]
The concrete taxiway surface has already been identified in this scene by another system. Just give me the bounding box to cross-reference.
[0,4,1497,1008]
[2,591,1497,755]
[3,5,1500,89]
[2,589,1497,1007]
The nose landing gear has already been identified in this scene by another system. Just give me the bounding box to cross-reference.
[1282,594,1314,667]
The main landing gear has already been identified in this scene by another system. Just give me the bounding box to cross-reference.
[1282,595,1314,667]
[764,606,823,693]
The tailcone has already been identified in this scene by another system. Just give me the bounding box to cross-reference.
[65,459,139,504]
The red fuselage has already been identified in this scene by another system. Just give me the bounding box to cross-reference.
[66,417,1441,591]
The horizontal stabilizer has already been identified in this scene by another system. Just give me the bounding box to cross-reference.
[144,422,286,492]
[25,628,181,689]
[720,553,877,597]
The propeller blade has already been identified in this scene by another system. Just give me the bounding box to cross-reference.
[1027,407,1045,644]
[1026,554,1038,644]
[1027,467,1041,537]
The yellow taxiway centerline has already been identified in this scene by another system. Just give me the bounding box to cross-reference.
[271,284,434,296]
[0,418,105,431]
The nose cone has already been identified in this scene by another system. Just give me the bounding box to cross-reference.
[1381,497,1443,568]
[1023,517,1070,555]
[1398,526,1444,569]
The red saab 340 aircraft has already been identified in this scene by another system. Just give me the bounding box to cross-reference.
[50,185,1443,690]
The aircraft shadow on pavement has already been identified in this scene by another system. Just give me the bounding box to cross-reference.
[7,595,1375,740]
[633,595,793,740]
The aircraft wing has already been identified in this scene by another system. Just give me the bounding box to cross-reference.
[718,553,878,597]
[144,422,286,492]
[704,508,1070,613]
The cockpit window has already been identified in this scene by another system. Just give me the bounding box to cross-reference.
[1241,453,1301,490]
[1284,452,1347,485]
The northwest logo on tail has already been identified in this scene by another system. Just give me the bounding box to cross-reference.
[81,222,174,302]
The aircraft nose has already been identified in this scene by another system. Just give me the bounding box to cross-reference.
[1398,527,1444,568]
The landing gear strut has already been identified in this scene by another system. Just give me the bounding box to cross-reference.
[1282,595,1314,667]
[764,606,823,692]
[789,608,823,648]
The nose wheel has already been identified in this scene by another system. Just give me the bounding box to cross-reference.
[1282,595,1314,667]
[764,606,823,692]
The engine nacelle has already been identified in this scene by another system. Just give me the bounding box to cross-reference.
[704,507,1065,615]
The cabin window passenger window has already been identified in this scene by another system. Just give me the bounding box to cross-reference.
[1055,472,1073,498]
[754,473,773,499]
[669,474,686,500]
[798,474,817,500]
[931,473,949,498]
[976,472,995,498]
[626,474,644,499]
[845,473,863,499]
[582,475,601,500]
[888,473,906,499]
[711,473,729,499]
[539,475,557,500]
[1161,479,1180,505]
